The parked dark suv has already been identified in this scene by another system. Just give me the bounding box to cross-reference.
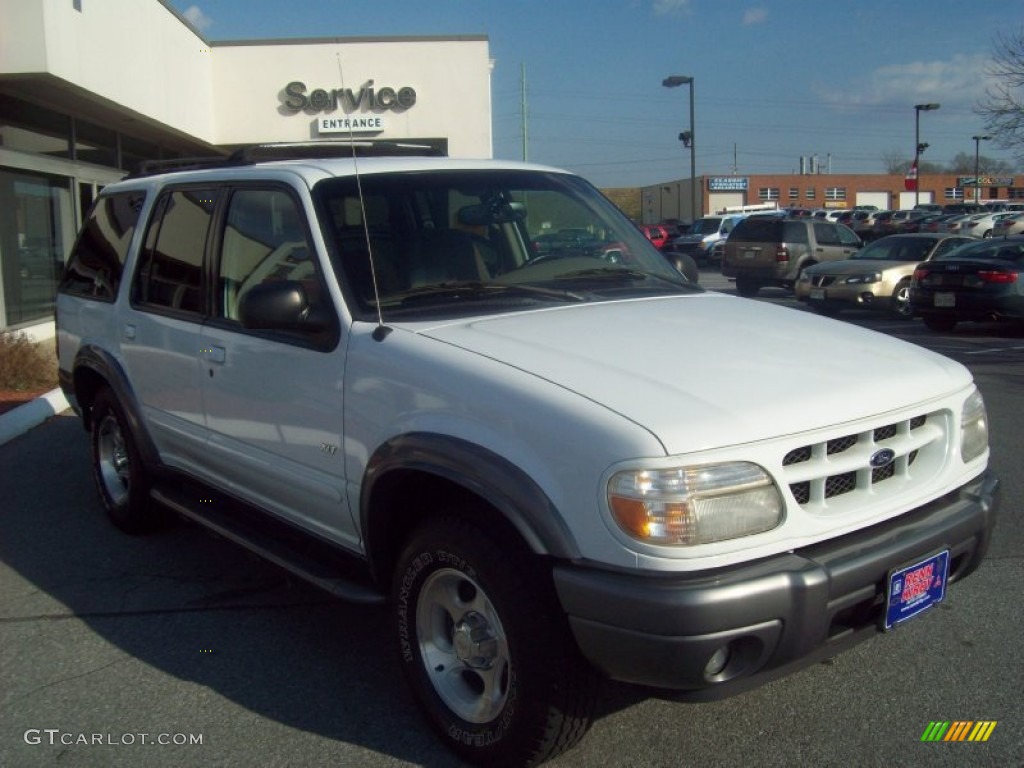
[721,217,862,296]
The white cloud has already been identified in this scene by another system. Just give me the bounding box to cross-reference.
[818,53,991,112]
[742,8,767,25]
[653,0,691,15]
[182,4,213,32]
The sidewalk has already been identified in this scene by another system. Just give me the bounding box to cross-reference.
[0,388,69,446]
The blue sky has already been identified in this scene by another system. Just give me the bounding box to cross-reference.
[168,0,1023,188]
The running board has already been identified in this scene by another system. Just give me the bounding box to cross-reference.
[151,483,387,605]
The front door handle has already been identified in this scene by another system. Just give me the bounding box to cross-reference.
[202,345,226,364]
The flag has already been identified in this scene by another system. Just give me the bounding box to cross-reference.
[905,161,918,191]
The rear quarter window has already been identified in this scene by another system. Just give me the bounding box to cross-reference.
[731,218,783,243]
[60,191,146,300]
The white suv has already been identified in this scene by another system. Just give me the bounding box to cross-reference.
[57,144,999,767]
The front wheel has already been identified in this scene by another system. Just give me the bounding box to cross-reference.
[889,278,913,319]
[393,515,599,767]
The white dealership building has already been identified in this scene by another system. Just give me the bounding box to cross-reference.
[0,0,493,337]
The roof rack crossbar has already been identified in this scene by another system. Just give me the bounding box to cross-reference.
[126,140,446,179]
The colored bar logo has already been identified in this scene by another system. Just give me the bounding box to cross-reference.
[920,721,997,742]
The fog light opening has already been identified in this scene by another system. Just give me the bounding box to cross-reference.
[704,645,731,678]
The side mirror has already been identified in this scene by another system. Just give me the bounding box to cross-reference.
[238,280,330,333]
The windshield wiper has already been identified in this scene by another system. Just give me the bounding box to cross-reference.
[393,281,585,307]
[555,267,692,288]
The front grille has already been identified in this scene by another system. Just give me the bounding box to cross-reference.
[782,413,943,511]
[809,275,837,288]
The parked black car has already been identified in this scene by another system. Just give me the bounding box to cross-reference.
[910,236,1024,332]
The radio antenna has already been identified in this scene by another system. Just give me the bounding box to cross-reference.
[336,52,390,339]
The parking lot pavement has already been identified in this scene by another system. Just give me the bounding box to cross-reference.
[2,282,1022,767]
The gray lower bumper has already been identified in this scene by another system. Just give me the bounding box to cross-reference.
[554,471,999,697]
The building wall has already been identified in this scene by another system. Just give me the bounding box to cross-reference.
[210,37,492,156]
[1,0,217,141]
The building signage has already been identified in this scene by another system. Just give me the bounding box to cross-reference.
[318,116,385,134]
[709,177,748,192]
[956,176,1014,188]
[282,81,416,113]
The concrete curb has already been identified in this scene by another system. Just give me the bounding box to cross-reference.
[0,388,70,446]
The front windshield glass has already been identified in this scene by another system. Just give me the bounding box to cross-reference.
[691,218,722,235]
[315,169,697,319]
[851,237,936,262]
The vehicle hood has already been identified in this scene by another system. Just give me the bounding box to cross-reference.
[806,259,919,275]
[411,293,971,455]
[672,234,712,245]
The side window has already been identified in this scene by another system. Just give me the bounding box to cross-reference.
[61,191,146,300]
[217,188,335,345]
[133,187,219,315]
[932,238,966,258]
[814,222,840,246]
[837,225,861,246]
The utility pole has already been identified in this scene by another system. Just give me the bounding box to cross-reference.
[521,63,528,162]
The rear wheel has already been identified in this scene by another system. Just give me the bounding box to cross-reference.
[90,388,158,533]
[889,278,913,319]
[393,514,599,767]
[735,276,761,297]
[923,314,957,333]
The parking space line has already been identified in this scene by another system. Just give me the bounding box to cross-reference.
[964,345,1024,356]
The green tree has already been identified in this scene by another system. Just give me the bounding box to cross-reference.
[976,27,1024,161]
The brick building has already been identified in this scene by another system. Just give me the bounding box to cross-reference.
[642,172,1021,225]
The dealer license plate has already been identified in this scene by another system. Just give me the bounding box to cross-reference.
[810,289,826,301]
[744,249,757,260]
[884,550,949,630]
[934,292,956,308]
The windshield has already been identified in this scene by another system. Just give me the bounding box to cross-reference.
[691,217,722,235]
[851,237,936,262]
[315,169,696,319]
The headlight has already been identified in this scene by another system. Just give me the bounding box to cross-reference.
[607,462,783,546]
[961,388,989,463]
[843,272,881,284]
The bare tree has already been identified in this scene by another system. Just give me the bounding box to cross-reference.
[976,27,1024,161]
[948,152,1015,175]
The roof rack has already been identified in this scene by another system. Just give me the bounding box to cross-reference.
[127,140,446,179]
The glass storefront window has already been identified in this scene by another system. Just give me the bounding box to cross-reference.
[0,169,74,328]
[74,119,118,168]
[0,95,71,159]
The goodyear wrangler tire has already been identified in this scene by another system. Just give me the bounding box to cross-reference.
[394,515,599,767]
[90,388,158,533]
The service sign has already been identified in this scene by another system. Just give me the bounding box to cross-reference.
[319,116,385,135]
[709,177,748,192]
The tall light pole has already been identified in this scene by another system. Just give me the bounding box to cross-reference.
[972,134,991,204]
[913,103,940,208]
[663,75,696,225]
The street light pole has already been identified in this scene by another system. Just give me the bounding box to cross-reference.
[972,135,991,204]
[663,75,696,226]
[913,103,940,208]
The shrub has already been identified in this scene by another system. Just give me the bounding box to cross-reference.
[0,331,58,391]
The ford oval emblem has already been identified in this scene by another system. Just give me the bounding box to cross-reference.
[870,448,896,469]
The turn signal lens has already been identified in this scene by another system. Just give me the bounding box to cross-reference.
[961,389,989,464]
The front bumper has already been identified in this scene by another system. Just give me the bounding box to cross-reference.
[554,471,998,698]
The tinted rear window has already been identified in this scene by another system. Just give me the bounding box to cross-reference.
[731,219,808,244]
[60,191,146,300]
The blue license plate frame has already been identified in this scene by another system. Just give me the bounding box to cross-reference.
[884,550,949,631]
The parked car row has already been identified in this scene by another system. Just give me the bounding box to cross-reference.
[783,232,1024,332]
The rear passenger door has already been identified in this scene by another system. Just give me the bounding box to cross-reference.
[198,186,359,549]
[123,186,218,476]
